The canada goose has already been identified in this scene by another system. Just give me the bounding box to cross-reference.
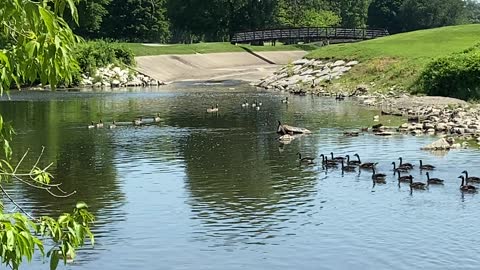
[256,106,260,111]
[251,101,257,108]
[133,117,142,126]
[392,162,410,172]
[462,171,480,183]
[281,97,289,104]
[419,160,435,170]
[242,100,248,107]
[320,154,337,167]
[335,94,345,101]
[397,171,413,183]
[372,123,383,130]
[410,177,426,190]
[372,168,387,183]
[346,155,361,166]
[459,176,477,193]
[297,152,315,164]
[95,120,104,128]
[426,172,444,185]
[109,121,116,129]
[398,157,414,169]
[87,122,95,129]
[373,115,380,122]
[257,100,263,106]
[330,152,345,162]
[207,104,219,113]
[355,154,377,169]
[343,131,359,137]
[341,160,356,172]
[154,113,161,123]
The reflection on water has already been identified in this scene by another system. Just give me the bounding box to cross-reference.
[1,85,480,270]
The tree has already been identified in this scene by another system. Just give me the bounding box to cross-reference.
[103,0,170,42]
[367,0,404,33]
[70,0,112,38]
[0,0,94,269]
[328,0,371,28]
[275,0,341,27]
[464,0,480,23]
[398,0,466,31]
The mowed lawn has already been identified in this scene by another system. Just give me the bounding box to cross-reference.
[306,24,480,91]
[122,42,318,56]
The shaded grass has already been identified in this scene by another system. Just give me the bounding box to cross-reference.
[306,24,480,92]
[122,42,318,56]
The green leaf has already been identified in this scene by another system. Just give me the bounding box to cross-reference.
[50,250,60,270]
[76,202,88,209]
[6,230,14,251]
[39,7,55,35]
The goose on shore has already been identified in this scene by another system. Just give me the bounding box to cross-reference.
[399,157,414,169]
[459,176,477,193]
[462,171,480,183]
[419,160,435,170]
[297,152,315,164]
[426,172,444,185]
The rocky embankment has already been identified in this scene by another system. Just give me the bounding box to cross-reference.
[80,65,164,88]
[257,58,480,148]
[256,59,358,95]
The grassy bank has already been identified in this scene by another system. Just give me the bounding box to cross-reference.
[121,42,317,56]
[306,24,480,92]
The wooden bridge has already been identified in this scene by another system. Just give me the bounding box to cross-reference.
[230,27,389,44]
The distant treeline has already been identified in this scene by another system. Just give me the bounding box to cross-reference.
[71,0,480,43]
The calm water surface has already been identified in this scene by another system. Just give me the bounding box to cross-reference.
[1,84,479,270]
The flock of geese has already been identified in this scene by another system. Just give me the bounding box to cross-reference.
[87,113,162,129]
[207,98,288,113]
[297,152,478,193]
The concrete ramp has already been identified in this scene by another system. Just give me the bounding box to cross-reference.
[135,51,306,83]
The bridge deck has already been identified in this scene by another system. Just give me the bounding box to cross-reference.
[231,27,389,44]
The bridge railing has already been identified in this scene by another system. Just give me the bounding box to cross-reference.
[231,27,389,43]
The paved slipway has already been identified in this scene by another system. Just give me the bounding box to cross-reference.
[135,51,307,83]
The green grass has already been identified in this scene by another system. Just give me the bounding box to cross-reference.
[306,24,480,92]
[120,42,318,56]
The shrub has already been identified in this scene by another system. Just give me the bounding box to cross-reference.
[419,45,480,100]
[74,41,135,75]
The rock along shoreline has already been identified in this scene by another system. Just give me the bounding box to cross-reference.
[256,58,480,149]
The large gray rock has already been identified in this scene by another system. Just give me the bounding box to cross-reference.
[421,138,455,150]
[292,59,310,65]
[332,60,346,67]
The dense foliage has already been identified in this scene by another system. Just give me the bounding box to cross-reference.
[75,41,135,75]
[0,0,95,269]
[419,44,480,100]
[368,0,468,33]
[70,0,479,43]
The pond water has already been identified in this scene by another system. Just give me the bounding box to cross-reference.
[1,84,480,270]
